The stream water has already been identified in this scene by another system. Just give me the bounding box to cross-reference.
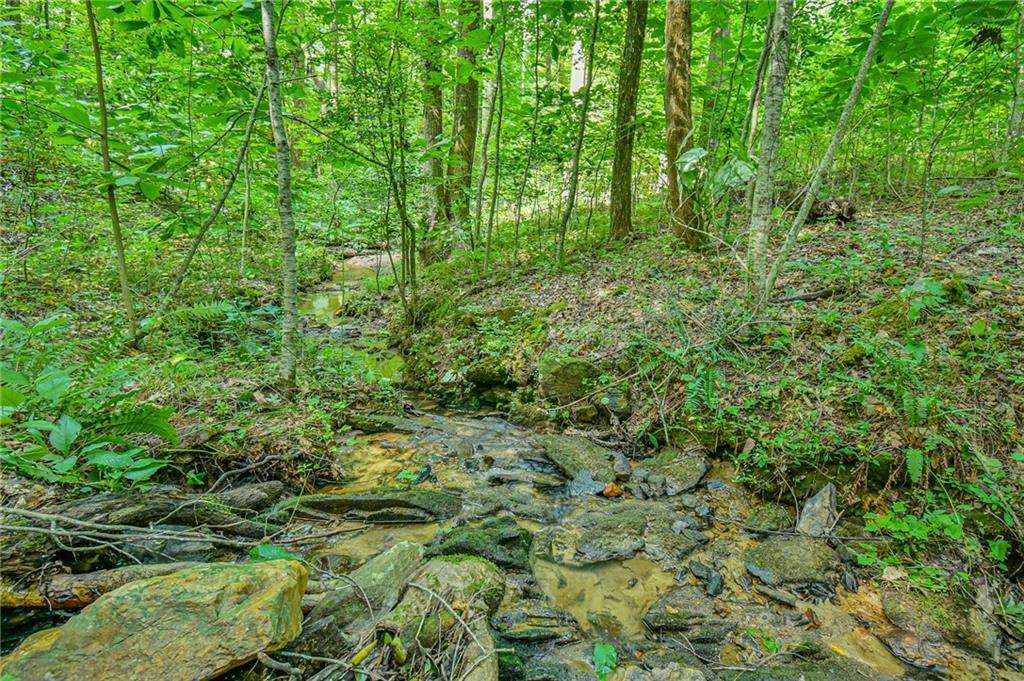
[287,253,1014,680]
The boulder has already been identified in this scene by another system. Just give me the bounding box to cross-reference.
[464,357,511,388]
[272,487,462,522]
[745,536,841,586]
[628,448,708,498]
[295,542,424,657]
[594,387,632,420]
[491,603,579,643]
[536,353,600,403]
[881,589,1001,662]
[744,503,795,533]
[533,434,619,483]
[0,560,307,681]
[624,664,706,681]
[643,586,735,642]
[796,483,838,537]
[428,517,531,569]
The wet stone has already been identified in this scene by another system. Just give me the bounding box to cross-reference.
[629,448,708,498]
[428,517,531,569]
[272,487,462,521]
[491,603,579,643]
[568,470,606,497]
[533,434,619,484]
[881,588,1001,662]
[642,586,736,642]
[744,503,795,533]
[623,664,706,681]
[744,536,841,586]
[796,483,838,538]
[688,561,724,597]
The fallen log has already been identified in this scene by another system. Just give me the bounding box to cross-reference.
[1,562,199,608]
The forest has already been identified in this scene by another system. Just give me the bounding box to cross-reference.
[0,0,1022,679]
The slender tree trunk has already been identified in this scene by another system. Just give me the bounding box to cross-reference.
[556,0,600,265]
[742,13,774,157]
[260,0,299,389]
[745,0,793,301]
[240,151,251,275]
[447,0,482,238]
[85,0,137,342]
[512,7,541,267]
[699,22,730,153]
[1006,0,1024,159]
[420,0,446,263]
[484,36,505,268]
[764,0,895,298]
[474,35,505,248]
[609,0,648,241]
[664,0,699,247]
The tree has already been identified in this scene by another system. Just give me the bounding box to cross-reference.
[260,0,300,389]
[745,0,793,301]
[609,0,648,241]
[763,0,895,298]
[447,0,482,239]
[1007,0,1024,159]
[556,0,600,265]
[664,0,699,247]
[85,0,138,342]
[419,0,446,263]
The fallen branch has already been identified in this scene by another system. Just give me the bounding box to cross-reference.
[771,287,846,303]
[1,562,198,608]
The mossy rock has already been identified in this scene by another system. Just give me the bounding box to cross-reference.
[428,517,532,569]
[533,434,618,483]
[744,503,795,532]
[273,487,462,521]
[536,352,600,403]
[745,536,840,586]
[881,589,1001,661]
[836,343,868,367]
[852,297,912,332]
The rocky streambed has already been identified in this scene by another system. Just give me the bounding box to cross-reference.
[1,254,1020,681]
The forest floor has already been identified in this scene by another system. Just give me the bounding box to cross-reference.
[2,193,1023,679]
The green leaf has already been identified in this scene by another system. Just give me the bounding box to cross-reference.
[0,367,28,387]
[92,404,178,444]
[593,642,617,681]
[139,180,161,200]
[86,450,137,468]
[57,104,90,129]
[0,384,28,409]
[905,448,923,485]
[114,175,140,187]
[35,369,72,402]
[49,415,82,453]
[53,455,79,474]
[250,544,300,562]
[122,457,169,481]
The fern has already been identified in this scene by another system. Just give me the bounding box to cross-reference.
[905,447,924,484]
[91,404,179,445]
[160,301,234,327]
[685,365,720,413]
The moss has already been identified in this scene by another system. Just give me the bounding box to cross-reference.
[744,503,795,532]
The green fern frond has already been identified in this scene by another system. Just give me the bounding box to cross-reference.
[91,404,179,445]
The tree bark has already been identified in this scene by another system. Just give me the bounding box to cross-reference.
[742,13,774,157]
[557,0,600,264]
[609,0,648,241]
[699,22,730,153]
[745,0,793,302]
[261,0,300,388]
[474,33,504,248]
[1006,0,1024,159]
[763,0,895,298]
[664,0,699,247]
[447,0,482,238]
[85,0,138,342]
[419,0,446,263]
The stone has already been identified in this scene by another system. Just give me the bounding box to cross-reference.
[296,542,424,658]
[881,589,1001,662]
[642,586,735,642]
[273,487,462,521]
[688,561,724,597]
[429,517,531,569]
[744,503,795,533]
[214,480,285,511]
[0,560,307,681]
[491,603,579,643]
[623,663,706,681]
[533,434,619,483]
[568,470,606,497]
[465,357,511,387]
[796,483,838,537]
[594,387,632,420]
[536,501,648,566]
[745,536,841,586]
[507,400,551,427]
[536,352,600,403]
[629,448,708,498]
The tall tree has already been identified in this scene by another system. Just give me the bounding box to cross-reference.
[764,0,895,298]
[447,0,482,238]
[609,0,648,241]
[699,21,730,152]
[420,0,446,263]
[260,0,300,388]
[1007,0,1024,159]
[85,0,137,342]
[557,0,601,264]
[664,0,699,247]
[745,0,793,301]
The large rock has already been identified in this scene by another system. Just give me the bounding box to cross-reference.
[624,663,706,681]
[881,589,1001,662]
[744,503,795,533]
[536,352,600,403]
[0,560,307,681]
[428,517,531,569]
[533,434,619,483]
[491,603,579,643]
[796,483,838,537]
[643,586,735,643]
[629,448,708,498]
[272,487,462,522]
[296,542,424,657]
[745,536,840,586]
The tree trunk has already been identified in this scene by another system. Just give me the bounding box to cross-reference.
[609,0,648,241]
[742,13,774,157]
[447,0,482,237]
[664,0,699,247]
[557,0,600,264]
[745,0,793,301]
[764,0,894,298]
[1006,0,1024,159]
[474,33,504,249]
[419,0,446,263]
[699,22,730,153]
[85,0,138,342]
[261,0,300,389]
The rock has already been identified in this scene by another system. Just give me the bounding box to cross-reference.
[643,586,735,642]
[533,434,619,483]
[796,483,838,537]
[624,663,706,681]
[214,480,285,511]
[628,448,708,498]
[429,517,531,569]
[491,603,579,643]
[295,542,423,659]
[465,357,511,388]
[0,560,307,681]
[688,561,724,597]
[568,470,606,497]
[881,589,1001,662]
[536,352,600,403]
[612,451,633,480]
[643,518,709,565]
[273,487,462,521]
[744,503,795,533]
[507,400,551,427]
[594,387,632,420]
[536,501,648,566]
[745,536,841,586]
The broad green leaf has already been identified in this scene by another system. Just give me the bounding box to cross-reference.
[57,104,90,129]
[593,642,617,681]
[122,457,169,481]
[0,367,28,387]
[0,384,28,409]
[19,419,56,431]
[250,544,300,562]
[114,175,140,187]
[139,180,161,199]
[87,450,136,468]
[49,415,82,453]
[35,369,72,402]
